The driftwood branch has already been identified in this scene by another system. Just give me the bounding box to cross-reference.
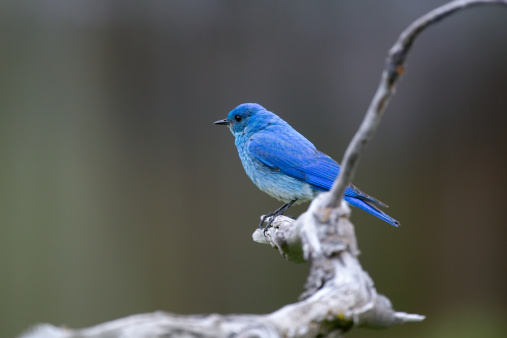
[20,0,507,337]
[23,199,423,338]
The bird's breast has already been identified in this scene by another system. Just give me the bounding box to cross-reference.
[235,140,318,204]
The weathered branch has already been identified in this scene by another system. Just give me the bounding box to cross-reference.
[23,198,424,338]
[326,0,507,208]
[20,1,507,337]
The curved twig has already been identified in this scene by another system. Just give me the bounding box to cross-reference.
[326,0,507,208]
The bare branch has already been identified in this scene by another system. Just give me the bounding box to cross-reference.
[326,0,507,209]
[20,1,507,337]
[22,198,425,338]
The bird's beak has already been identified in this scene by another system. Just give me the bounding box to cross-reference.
[214,119,230,126]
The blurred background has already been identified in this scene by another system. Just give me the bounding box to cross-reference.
[1,1,507,337]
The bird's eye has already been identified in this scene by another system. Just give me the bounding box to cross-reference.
[234,115,243,122]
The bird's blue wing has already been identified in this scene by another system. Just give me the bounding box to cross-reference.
[248,131,338,190]
[248,131,388,207]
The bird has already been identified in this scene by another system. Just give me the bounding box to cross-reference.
[214,103,399,228]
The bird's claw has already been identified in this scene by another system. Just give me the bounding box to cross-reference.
[259,199,297,235]
[259,214,276,235]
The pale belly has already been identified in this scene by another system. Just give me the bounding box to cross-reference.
[238,148,320,204]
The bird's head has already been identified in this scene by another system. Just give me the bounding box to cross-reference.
[214,103,273,136]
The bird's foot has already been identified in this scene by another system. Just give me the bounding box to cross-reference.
[259,214,296,235]
[259,213,277,233]
[259,200,298,235]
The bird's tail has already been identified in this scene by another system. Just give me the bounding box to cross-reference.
[344,196,400,227]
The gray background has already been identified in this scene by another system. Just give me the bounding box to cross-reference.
[1,1,507,337]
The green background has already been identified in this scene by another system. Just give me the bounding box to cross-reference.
[1,1,506,337]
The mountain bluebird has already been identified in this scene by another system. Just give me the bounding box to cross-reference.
[214,103,399,228]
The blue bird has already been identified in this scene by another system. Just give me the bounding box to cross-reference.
[214,103,399,228]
